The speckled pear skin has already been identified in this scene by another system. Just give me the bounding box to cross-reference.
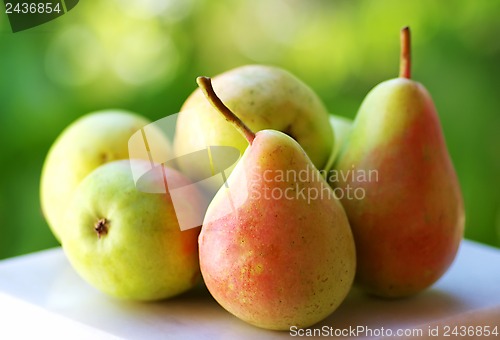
[199,130,356,330]
[333,78,465,298]
[63,160,203,301]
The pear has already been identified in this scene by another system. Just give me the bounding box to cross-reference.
[324,115,353,173]
[174,65,333,191]
[332,27,465,298]
[40,110,170,241]
[62,160,204,301]
[196,77,356,330]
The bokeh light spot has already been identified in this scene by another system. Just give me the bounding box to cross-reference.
[45,26,104,86]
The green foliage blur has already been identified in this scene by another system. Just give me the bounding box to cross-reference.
[0,0,499,259]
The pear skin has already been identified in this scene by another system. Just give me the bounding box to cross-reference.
[63,160,203,301]
[200,130,355,330]
[332,27,464,298]
[41,110,170,241]
[196,77,356,330]
[174,65,333,189]
[324,115,353,172]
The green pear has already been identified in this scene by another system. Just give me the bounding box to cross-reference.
[62,160,204,301]
[40,110,170,241]
[174,65,333,190]
[324,115,353,172]
[196,77,355,330]
[332,27,464,298]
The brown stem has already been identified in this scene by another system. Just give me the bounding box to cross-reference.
[399,26,411,79]
[196,76,255,145]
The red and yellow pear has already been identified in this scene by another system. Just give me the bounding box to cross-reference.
[197,77,356,330]
[331,27,465,298]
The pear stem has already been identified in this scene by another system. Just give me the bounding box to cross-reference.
[196,76,255,145]
[399,26,411,79]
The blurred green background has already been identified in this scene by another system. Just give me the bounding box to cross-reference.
[0,0,499,259]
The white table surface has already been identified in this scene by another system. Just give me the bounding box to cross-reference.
[0,239,499,339]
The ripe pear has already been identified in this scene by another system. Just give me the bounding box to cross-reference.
[62,160,204,301]
[40,110,170,241]
[332,27,464,298]
[324,115,353,172]
[174,65,333,190]
[196,77,356,330]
